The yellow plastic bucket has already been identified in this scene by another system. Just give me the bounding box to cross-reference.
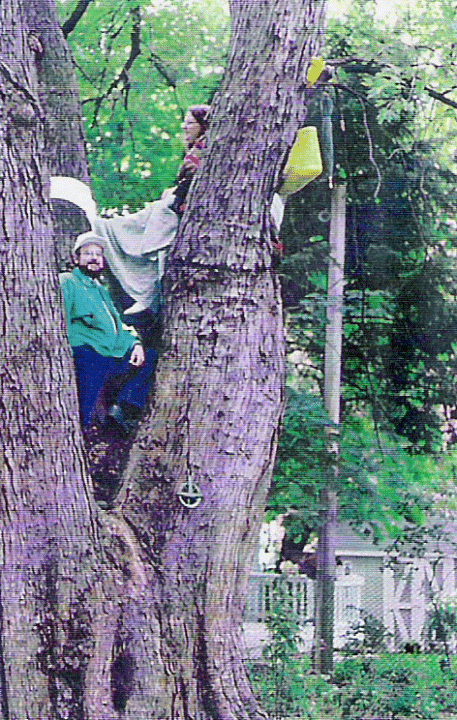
[279,126,323,197]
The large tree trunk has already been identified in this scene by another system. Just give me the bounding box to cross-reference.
[1,0,328,717]
[118,0,328,717]
[28,0,91,269]
[0,2,100,717]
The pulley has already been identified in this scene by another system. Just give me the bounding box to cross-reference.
[177,476,203,509]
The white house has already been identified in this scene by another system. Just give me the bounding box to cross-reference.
[243,520,457,657]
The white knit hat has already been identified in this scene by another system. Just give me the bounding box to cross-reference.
[73,231,104,256]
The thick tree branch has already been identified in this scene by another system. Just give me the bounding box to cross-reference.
[90,4,142,123]
[61,0,94,38]
[328,56,457,111]
[424,86,457,111]
[148,51,177,90]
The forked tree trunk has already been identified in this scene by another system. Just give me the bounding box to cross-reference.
[1,0,328,717]
[119,0,328,717]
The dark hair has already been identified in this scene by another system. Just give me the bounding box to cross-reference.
[188,104,210,135]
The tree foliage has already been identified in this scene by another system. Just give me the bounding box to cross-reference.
[267,0,457,548]
[268,386,452,550]
[279,0,457,453]
[57,0,229,210]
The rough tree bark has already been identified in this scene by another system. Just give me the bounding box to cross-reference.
[1,0,328,717]
[27,0,91,269]
[0,2,100,717]
[116,0,328,717]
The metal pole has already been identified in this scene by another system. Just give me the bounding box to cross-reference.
[314,183,346,673]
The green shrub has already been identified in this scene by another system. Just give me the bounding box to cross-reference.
[342,610,393,655]
[247,582,457,719]
[254,579,306,719]
[248,578,339,719]
[333,654,457,719]
[424,593,457,667]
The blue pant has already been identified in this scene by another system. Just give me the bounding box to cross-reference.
[72,345,157,427]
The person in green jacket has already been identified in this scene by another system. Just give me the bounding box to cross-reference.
[60,231,157,430]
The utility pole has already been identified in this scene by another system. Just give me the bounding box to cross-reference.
[313,183,346,673]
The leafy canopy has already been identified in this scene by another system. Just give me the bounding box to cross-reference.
[57,0,229,210]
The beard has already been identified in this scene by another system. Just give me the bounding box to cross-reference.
[79,263,104,279]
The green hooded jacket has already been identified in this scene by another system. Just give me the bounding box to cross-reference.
[59,268,139,358]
